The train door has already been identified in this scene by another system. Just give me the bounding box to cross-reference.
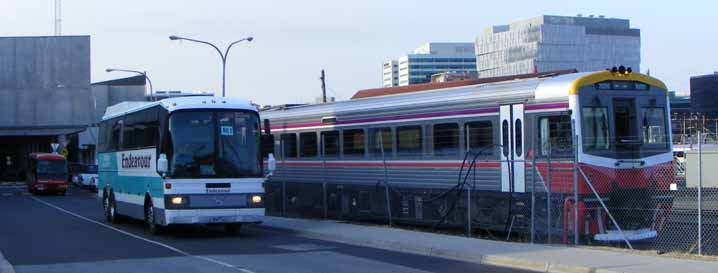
[499,104,525,193]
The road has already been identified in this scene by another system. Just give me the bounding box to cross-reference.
[0,183,531,273]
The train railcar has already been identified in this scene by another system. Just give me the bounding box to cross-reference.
[262,68,673,242]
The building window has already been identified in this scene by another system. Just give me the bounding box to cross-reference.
[343,129,365,157]
[465,121,493,154]
[321,131,339,158]
[299,132,318,158]
[397,125,422,156]
[280,133,297,158]
[433,123,459,156]
[369,128,392,156]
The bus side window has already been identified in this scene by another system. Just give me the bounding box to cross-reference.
[111,120,123,151]
[280,133,297,158]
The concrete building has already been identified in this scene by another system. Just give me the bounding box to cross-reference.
[383,43,476,87]
[475,15,640,78]
[382,60,399,87]
[0,36,92,180]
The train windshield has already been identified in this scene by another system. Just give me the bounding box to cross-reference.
[168,110,261,179]
[581,95,669,158]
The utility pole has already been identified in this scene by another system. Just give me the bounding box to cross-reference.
[320,69,327,103]
[54,0,62,36]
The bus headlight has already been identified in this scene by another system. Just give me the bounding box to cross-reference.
[251,195,262,204]
[171,196,185,205]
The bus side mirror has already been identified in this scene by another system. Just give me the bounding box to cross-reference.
[261,134,275,158]
[157,154,168,174]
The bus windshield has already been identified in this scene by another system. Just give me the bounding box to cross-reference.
[168,110,261,179]
[37,160,68,175]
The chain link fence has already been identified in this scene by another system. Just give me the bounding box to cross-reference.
[264,132,718,257]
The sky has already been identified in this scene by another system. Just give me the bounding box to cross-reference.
[0,0,715,105]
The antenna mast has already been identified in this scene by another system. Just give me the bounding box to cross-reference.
[54,0,62,36]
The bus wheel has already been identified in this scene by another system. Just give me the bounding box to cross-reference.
[224,223,242,234]
[144,201,161,235]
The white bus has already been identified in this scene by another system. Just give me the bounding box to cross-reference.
[97,96,275,234]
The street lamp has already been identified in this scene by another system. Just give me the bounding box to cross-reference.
[105,68,155,101]
[169,35,253,97]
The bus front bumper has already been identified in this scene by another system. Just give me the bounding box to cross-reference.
[160,208,265,225]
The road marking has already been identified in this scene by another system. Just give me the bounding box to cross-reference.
[30,196,256,273]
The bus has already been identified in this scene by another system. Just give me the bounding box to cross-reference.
[26,153,69,195]
[97,96,275,234]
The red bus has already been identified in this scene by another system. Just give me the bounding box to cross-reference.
[26,153,69,195]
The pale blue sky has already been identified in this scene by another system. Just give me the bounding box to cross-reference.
[0,0,715,105]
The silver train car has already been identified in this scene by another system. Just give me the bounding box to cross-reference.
[262,68,673,241]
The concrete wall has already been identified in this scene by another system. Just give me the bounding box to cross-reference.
[0,36,92,129]
[91,84,146,123]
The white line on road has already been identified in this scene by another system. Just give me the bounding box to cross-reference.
[30,196,256,273]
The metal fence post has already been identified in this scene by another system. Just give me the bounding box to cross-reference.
[547,152,552,244]
[573,127,579,245]
[697,130,703,256]
[322,134,328,219]
[280,139,286,216]
[531,133,536,244]
[379,132,392,227]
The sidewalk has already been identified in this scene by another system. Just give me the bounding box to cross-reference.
[260,216,717,273]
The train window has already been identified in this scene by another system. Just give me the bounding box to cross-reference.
[582,107,609,151]
[369,128,392,156]
[514,119,523,157]
[642,107,667,145]
[280,133,297,158]
[299,132,318,158]
[465,121,493,154]
[343,129,365,157]
[321,131,339,158]
[433,123,459,156]
[538,116,572,157]
[397,126,423,156]
[501,120,509,157]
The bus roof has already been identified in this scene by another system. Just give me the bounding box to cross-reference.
[102,96,257,121]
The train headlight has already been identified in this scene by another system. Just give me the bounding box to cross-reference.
[251,195,262,204]
[171,196,184,205]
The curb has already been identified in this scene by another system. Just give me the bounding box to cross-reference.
[0,250,15,273]
[260,223,624,273]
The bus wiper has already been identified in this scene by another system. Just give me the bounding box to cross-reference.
[617,138,642,145]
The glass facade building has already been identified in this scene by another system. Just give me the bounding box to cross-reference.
[475,15,640,78]
[383,43,476,87]
[690,72,718,117]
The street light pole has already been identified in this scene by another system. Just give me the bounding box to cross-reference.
[105,68,154,101]
[169,35,253,97]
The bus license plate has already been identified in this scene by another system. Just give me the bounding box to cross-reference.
[207,188,230,193]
